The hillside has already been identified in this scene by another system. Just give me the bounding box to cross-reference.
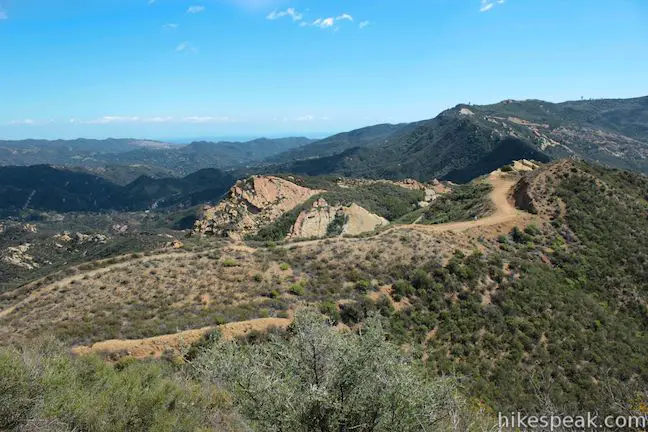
[0,165,235,214]
[263,96,648,182]
[2,159,648,426]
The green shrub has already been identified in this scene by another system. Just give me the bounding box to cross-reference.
[194,309,467,432]
[319,300,341,323]
[289,283,305,296]
[0,340,244,432]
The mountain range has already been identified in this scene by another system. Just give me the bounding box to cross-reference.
[263,96,648,182]
[1,95,647,214]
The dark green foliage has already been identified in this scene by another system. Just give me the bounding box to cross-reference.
[326,212,347,236]
[403,182,493,224]
[381,162,648,413]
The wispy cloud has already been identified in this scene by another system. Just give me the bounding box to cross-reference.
[312,17,334,29]
[0,8,8,20]
[187,5,205,14]
[480,0,505,12]
[181,116,233,124]
[310,13,354,29]
[295,115,331,122]
[77,116,142,125]
[7,119,53,126]
[176,42,197,53]
[266,8,303,22]
[163,23,179,30]
[267,9,359,30]
[359,20,370,29]
[69,116,232,125]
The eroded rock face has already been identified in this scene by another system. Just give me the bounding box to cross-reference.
[288,198,338,239]
[194,176,324,239]
[341,204,388,236]
[288,199,388,240]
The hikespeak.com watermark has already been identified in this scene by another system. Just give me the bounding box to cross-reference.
[498,412,648,431]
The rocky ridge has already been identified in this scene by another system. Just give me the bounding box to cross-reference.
[194,176,324,239]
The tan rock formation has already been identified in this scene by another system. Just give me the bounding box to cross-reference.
[288,198,338,239]
[288,199,388,240]
[194,176,324,238]
[341,204,388,236]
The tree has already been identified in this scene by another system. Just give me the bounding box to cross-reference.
[193,309,471,432]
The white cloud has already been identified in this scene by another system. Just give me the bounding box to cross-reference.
[266,8,303,21]
[310,13,354,29]
[176,42,197,53]
[294,115,331,122]
[313,17,334,28]
[148,0,156,5]
[7,119,53,126]
[163,23,179,29]
[187,5,205,14]
[359,20,370,29]
[480,0,505,12]
[83,116,141,125]
[0,9,7,20]
[181,116,233,124]
[69,116,232,125]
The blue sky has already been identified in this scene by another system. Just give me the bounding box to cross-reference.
[1,0,647,140]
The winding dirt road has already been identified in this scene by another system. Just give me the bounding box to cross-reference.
[406,172,523,234]
[284,172,526,249]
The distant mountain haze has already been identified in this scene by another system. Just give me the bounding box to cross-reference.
[0,137,315,176]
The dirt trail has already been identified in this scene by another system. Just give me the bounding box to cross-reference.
[284,172,527,249]
[406,172,522,234]
[72,317,291,360]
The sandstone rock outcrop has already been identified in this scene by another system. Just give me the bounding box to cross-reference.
[194,176,324,239]
[287,199,388,240]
